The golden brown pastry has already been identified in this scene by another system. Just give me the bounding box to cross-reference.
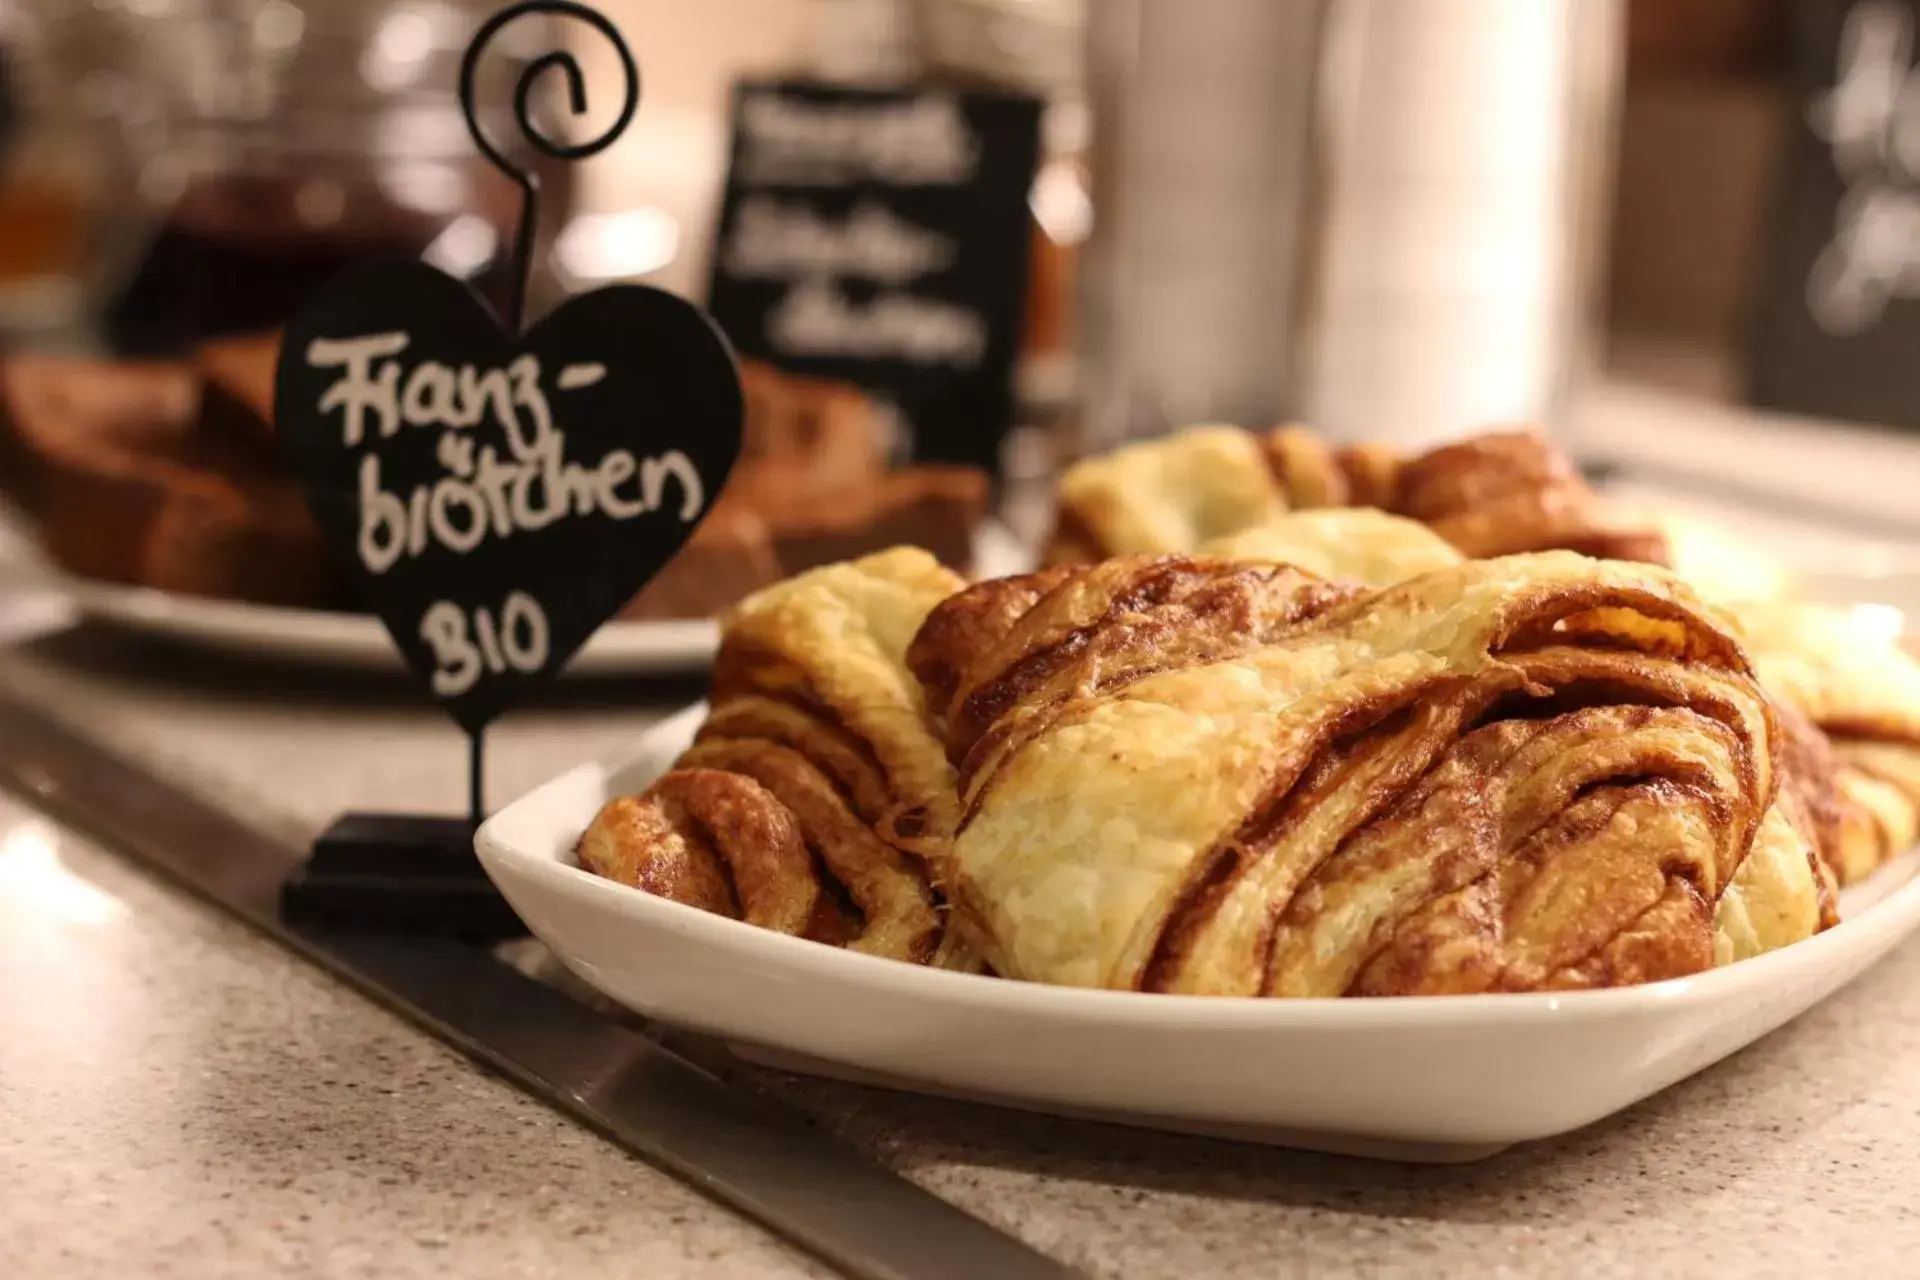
[1738,600,1920,882]
[909,551,1834,994]
[1193,507,1865,891]
[579,548,975,965]
[1198,509,1464,588]
[1259,424,1356,508]
[1067,424,1881,883]
[1045,426,1288,565]
[1044,423,1671,569]
[1389,431,1668,563]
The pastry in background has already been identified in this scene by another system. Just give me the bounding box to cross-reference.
[616,504,781,622]
[1045,425,1288,565]
[194,330,280,450]
[727,362,987,579]
[0,354,198,515]
[1388,431,1667,561]
[0,345,989,621]
[580,548,978,968]
[908,550,1833,993]
[1045,422,1669,568]
[618,464,989,621]
[633,364,982,615]
[759,466,988,579]
[1739,600,1920,882]
[1627,507,1801,608]
[1198,508,1464,588]
[734,360,885,498]
[0,354,343,608]
[1260,423,1375,508]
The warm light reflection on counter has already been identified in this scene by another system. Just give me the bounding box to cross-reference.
[0,821,128,927]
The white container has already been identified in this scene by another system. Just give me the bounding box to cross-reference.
[1076,0,1329,447]
[477,703,1920,1163]
[1299,0,1625,447]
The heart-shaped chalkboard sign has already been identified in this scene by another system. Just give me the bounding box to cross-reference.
[276,258,743,733]
[270,0,745,941]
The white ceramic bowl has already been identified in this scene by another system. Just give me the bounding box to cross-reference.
[477,705,1920,1162]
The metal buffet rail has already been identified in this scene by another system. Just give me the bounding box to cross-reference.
[0,598,1079,1280]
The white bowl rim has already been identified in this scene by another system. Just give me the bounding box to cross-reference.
[476,742,1920,1032]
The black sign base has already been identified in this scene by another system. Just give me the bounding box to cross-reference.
[279,812,526,942]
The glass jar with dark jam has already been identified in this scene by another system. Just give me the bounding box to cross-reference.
[86,0,569,356]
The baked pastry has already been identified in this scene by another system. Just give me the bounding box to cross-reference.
[1388,431,1668,562]
[1,354,200,515]
[194,330,281,450]
[580,548,976,966]
[1192,507,1867,890]
[1045,426,1288,565]
[1049,422,1915,887]
[1260,424,1363,508]
[1738,600,1920,882]
[907,551,1834,993]
[618,459,987,620]
[1045,423,1669,569]
[617,503,782,622]
[1634,508,1800,608]
[736,359,885,495]
[2,347,988,621]
[620,363,980,614]
[1198,508,1464,588]
[1,355,344,608]
[761,466,988,578]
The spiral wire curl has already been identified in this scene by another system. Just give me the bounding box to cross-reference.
[457,0,641,332]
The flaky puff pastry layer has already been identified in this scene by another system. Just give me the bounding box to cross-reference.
[1736,599,1920,882]
[1199,509,1464,588]
[908,552,1834,995]
[1193,512,1864,895]
[579,548,976,967]
[1045,424,1670,568]
[1046,427,1290,566]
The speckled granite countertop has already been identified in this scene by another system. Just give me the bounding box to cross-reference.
[6,608,1920,1280]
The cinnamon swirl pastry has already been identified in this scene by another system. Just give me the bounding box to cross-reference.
[1389,432,1668,563]
[1193,510,1863,891]
[578,548,974,966]
[1044,423,1670,569]
[908,552,1834,994]
[1739,600,1920,882]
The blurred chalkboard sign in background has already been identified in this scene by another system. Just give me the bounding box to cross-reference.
[1748,0,1920,427]
[705,79,1042,477]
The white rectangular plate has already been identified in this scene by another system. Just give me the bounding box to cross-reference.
[476,705,1920,1162]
